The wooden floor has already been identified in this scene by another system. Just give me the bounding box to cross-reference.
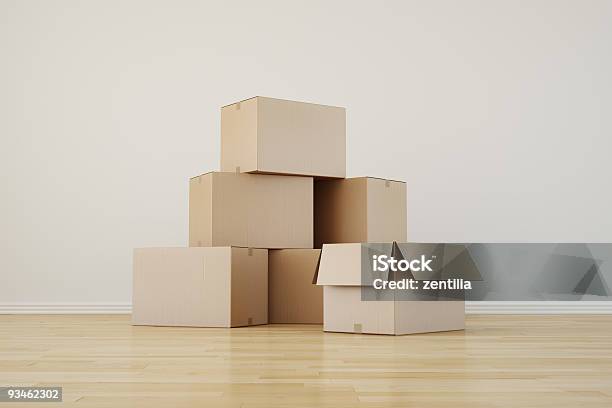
[0,315,611,407]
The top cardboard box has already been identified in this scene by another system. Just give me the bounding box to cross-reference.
[221,96,346,178]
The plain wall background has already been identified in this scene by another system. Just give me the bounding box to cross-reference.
[1,0,611,305]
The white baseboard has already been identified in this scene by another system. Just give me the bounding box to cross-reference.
[465,301,612,314]
[1,301,611,315]
[0,303,131,314]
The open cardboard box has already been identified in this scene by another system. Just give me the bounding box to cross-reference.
[315,243,465,335]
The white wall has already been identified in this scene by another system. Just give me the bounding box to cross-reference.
[1,0,611,306]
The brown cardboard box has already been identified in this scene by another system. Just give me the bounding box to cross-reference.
[132,247,268,327]
[315,243,465,335]
[268,249,322,324]
[314,177,407,248]
[189,172,313,249]
[221,96,346,178]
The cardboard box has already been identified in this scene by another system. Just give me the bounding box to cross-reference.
[315,243,465,335]
[314,177,407,248]
[189,172,313,249]
[221,96,346,178]
[132,247,268,327]
[268,249,323,324]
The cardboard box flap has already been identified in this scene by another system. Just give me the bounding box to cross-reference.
[311,248,323,285]
[390,241,415,280]
[315,243,363,286]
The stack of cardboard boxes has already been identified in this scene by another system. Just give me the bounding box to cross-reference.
[132,96,464,335]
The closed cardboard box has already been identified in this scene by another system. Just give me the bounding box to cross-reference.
[221,96,346,178]
[314,177,407,248]
[268,249,323,324]
[190,172,313,249]
[315,243,465,335]
[132,247,268,327]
